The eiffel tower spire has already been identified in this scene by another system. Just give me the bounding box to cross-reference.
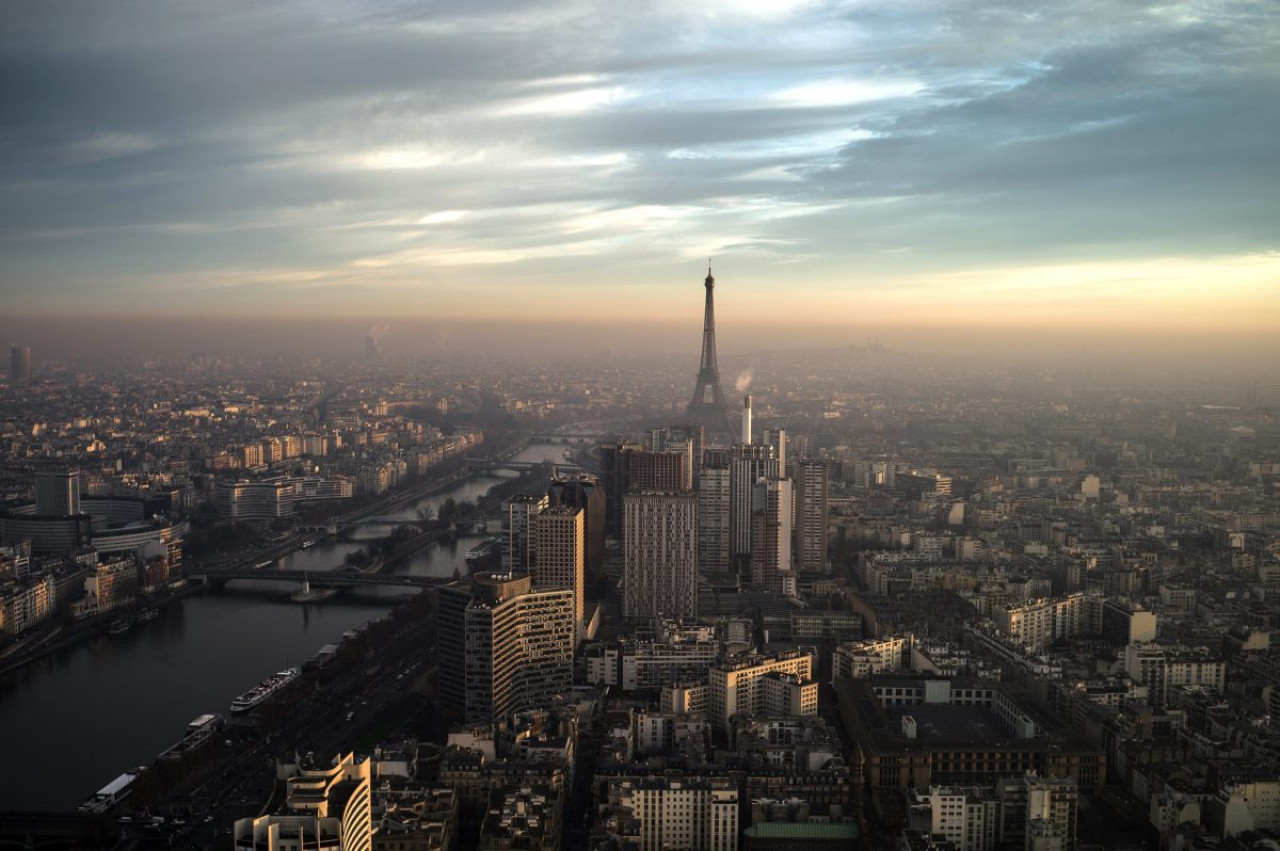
[686,264,733,439]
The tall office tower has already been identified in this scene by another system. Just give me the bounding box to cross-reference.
[794,459,830,573]
[34,469,80,517]
[9,345,31,383]
[437,572,575,724]
[624,492,698,621]
[364,335,379,363]
[535,506,585,640]
[730,444,776,559]
[599,441,639,538]
[547,473,605,576]
[628,450,691,493]
[502,494,547,573]
[749,477,793,593]
[685,266,733,442]
[698,460,731,573]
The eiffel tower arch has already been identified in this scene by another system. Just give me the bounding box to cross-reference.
[685,266,734,441]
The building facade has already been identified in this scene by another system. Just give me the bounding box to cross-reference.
[437,572,575,725]
[624,492,698,621]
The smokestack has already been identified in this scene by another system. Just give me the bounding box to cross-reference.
[742,395,752,445]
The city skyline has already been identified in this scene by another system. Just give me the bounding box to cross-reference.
[2,1,1278,335]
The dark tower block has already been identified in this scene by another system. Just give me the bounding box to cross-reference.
[685,266,733,441]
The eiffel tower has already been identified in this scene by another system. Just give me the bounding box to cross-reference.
[685,265,734,440]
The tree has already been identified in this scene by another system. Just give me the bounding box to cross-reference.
[437,498,459,524]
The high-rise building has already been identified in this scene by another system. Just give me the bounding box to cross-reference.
[9,345,31,383]
[644,424,705,488]
[546,473,605,576]
[535,505,585,641]
[502,494,546,573]
[685,266,733,442]
[749,477,793,593]
[697,459,731,573]
[34,469,80,517]
[599,441,639,538]
[623,492,698,622]
[794,459,830,573]
[730,444,776,559]
[437,572,575,724]
[628,450,691,493]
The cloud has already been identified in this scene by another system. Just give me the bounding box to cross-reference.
[0,0,1276,329]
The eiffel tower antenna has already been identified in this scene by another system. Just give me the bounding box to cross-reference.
[685,264,733,440]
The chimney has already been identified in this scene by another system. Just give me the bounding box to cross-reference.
[742,395,752,445]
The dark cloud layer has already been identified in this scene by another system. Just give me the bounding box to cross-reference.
[1,0,1276,325]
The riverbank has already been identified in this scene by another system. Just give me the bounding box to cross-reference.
[0,437,580,812]
[0,581,206,679]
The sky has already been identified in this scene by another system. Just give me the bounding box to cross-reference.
[1,0,1278,343]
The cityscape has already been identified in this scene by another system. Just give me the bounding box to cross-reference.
[3,266,1279,850]
[3,2,1280,851]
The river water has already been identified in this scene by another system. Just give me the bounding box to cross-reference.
[0,440,586,812]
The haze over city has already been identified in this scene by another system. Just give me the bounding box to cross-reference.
[4,5,1280,850]
[2,0,1277,352]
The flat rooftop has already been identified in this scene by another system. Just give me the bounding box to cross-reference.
[886,705,1008,744]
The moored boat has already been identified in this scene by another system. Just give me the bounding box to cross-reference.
[229,667,300,713]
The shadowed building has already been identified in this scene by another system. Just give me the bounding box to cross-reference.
[547,473,606,576]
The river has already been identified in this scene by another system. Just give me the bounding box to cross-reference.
[0,439,588,812]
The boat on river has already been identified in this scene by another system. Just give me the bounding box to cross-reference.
[229,667,300,713]
[464,538,502,572]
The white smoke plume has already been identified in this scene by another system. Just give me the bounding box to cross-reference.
[735,368,753,393]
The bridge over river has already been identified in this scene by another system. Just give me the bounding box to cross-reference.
[193,567,447,590]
